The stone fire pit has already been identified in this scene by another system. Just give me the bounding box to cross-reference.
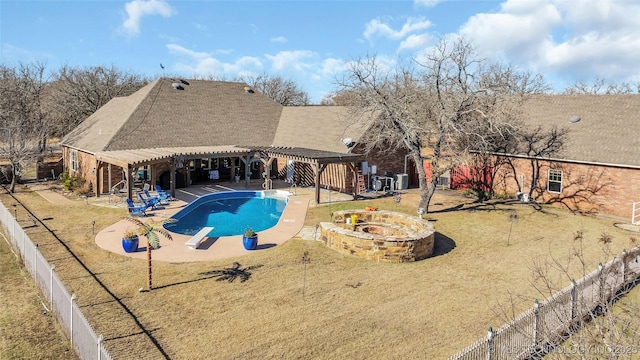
[319,210,435,263]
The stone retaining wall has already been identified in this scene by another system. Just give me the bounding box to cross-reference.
[320,210,435,263]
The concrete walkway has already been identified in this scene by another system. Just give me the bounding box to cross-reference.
[92,179,349,262]
[27,179,354,262]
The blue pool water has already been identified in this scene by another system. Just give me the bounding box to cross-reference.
[164,191,289,237]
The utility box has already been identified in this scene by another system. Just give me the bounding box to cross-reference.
[395,173,408,190]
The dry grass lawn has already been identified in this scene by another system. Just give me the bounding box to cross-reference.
[1,185,639,359]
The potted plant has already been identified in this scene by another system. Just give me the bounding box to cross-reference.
[122,229,139,253]
[242,227,258,250]
[124,216,176,290]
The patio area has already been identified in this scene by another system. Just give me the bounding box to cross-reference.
[93,179,352,262]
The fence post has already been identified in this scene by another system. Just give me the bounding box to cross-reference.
[98,334,104,360]
[598,262,605,306]
[31,244,37,278]
[533,299,540,346]
[487,327,494,360]
[621,249,627,285]
[50,265,55,309]
[70,294,76,346]
[570,280,577,321]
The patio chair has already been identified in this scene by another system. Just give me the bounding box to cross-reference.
[126,198,147,216]
[138,192,161,210]
[154,185,171,198]
[154,185,172,203]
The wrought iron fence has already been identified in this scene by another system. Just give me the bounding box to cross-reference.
[449,249,640,360]
[0,202,112,360]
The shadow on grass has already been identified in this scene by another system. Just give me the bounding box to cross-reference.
[154,262,264,290]
[430,232,456,257]
[199,262,264,283]
[429,199,544,214]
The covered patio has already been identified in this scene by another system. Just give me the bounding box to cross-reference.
[93,145,365,206]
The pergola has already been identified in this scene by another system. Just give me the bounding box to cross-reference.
[94,145,365,204]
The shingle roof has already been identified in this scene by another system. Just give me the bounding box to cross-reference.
[61,79,640,169]
[521,95,640,167]
[272,106,368,153]
[61,78,283,152]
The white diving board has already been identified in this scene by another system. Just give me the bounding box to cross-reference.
[185,226,214,249]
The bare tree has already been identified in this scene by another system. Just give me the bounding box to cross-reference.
[48,65,148,136]
[0,63,48,191]
[564,77,640,94]
[239,73,310,106]
[338,37,548,213]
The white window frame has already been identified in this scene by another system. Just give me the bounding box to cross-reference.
[70,149,79,172]
[547,169,563,193]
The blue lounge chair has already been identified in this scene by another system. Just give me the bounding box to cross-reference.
[138,192,161,210]
[126,198,147,216]
[144,189,162,203]
[154,185,172,202]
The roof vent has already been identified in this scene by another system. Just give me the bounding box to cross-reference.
[569,115,581,123]
[172,82,184,90]
[180,79,190,85]
[342,137,355,147]
[244,85,254,93]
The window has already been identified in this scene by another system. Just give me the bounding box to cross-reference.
[70,149,78,172]
[547,169,563,193]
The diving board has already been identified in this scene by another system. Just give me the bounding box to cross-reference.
[185,226,214,249]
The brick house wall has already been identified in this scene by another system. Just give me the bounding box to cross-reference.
[492,156,640,220]
[62,147,98,194]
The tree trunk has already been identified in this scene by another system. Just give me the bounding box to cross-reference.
[9,162,18,193]
[147,240,153,290]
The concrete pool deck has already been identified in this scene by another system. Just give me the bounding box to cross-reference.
[93,180,351,262]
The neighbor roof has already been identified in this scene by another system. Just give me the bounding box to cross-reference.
[521,95,640,168]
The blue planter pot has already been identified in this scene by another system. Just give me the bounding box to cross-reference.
[122,236,139,253]
[242,235,258,250]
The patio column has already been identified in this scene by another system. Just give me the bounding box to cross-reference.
[169,158,176,198]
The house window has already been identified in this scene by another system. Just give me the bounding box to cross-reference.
[547,169,562,193]
[70,149,79,172]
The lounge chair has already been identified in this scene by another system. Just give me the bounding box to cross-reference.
[154,185,172,200]
[126,198,147,216]
[138,192,161,210]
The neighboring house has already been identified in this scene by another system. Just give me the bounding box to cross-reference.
[477,95,639,221]
[60,78,406,204]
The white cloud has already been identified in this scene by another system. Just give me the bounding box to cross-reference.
[364,17,432,41]
[265,50,316,72]
[455,0,640,87]
[398,33,431,52]
[121,0,175,36]
[271,36,288,43]
[413,0,443,7]
[166,43,263,76]
[319,58,348,77]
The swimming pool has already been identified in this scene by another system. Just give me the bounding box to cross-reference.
[164,190,289,237]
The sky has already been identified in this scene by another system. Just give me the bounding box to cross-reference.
[2,0,639,103]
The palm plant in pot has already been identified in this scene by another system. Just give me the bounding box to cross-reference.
[124,216,176,290]
[121,229,140,253]
[242,227,258,250]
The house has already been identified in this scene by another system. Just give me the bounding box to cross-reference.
[61,78,639,221]
[478,95,640,221]
[59,78,407,204]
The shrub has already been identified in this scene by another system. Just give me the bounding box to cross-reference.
[58,170,85,192]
